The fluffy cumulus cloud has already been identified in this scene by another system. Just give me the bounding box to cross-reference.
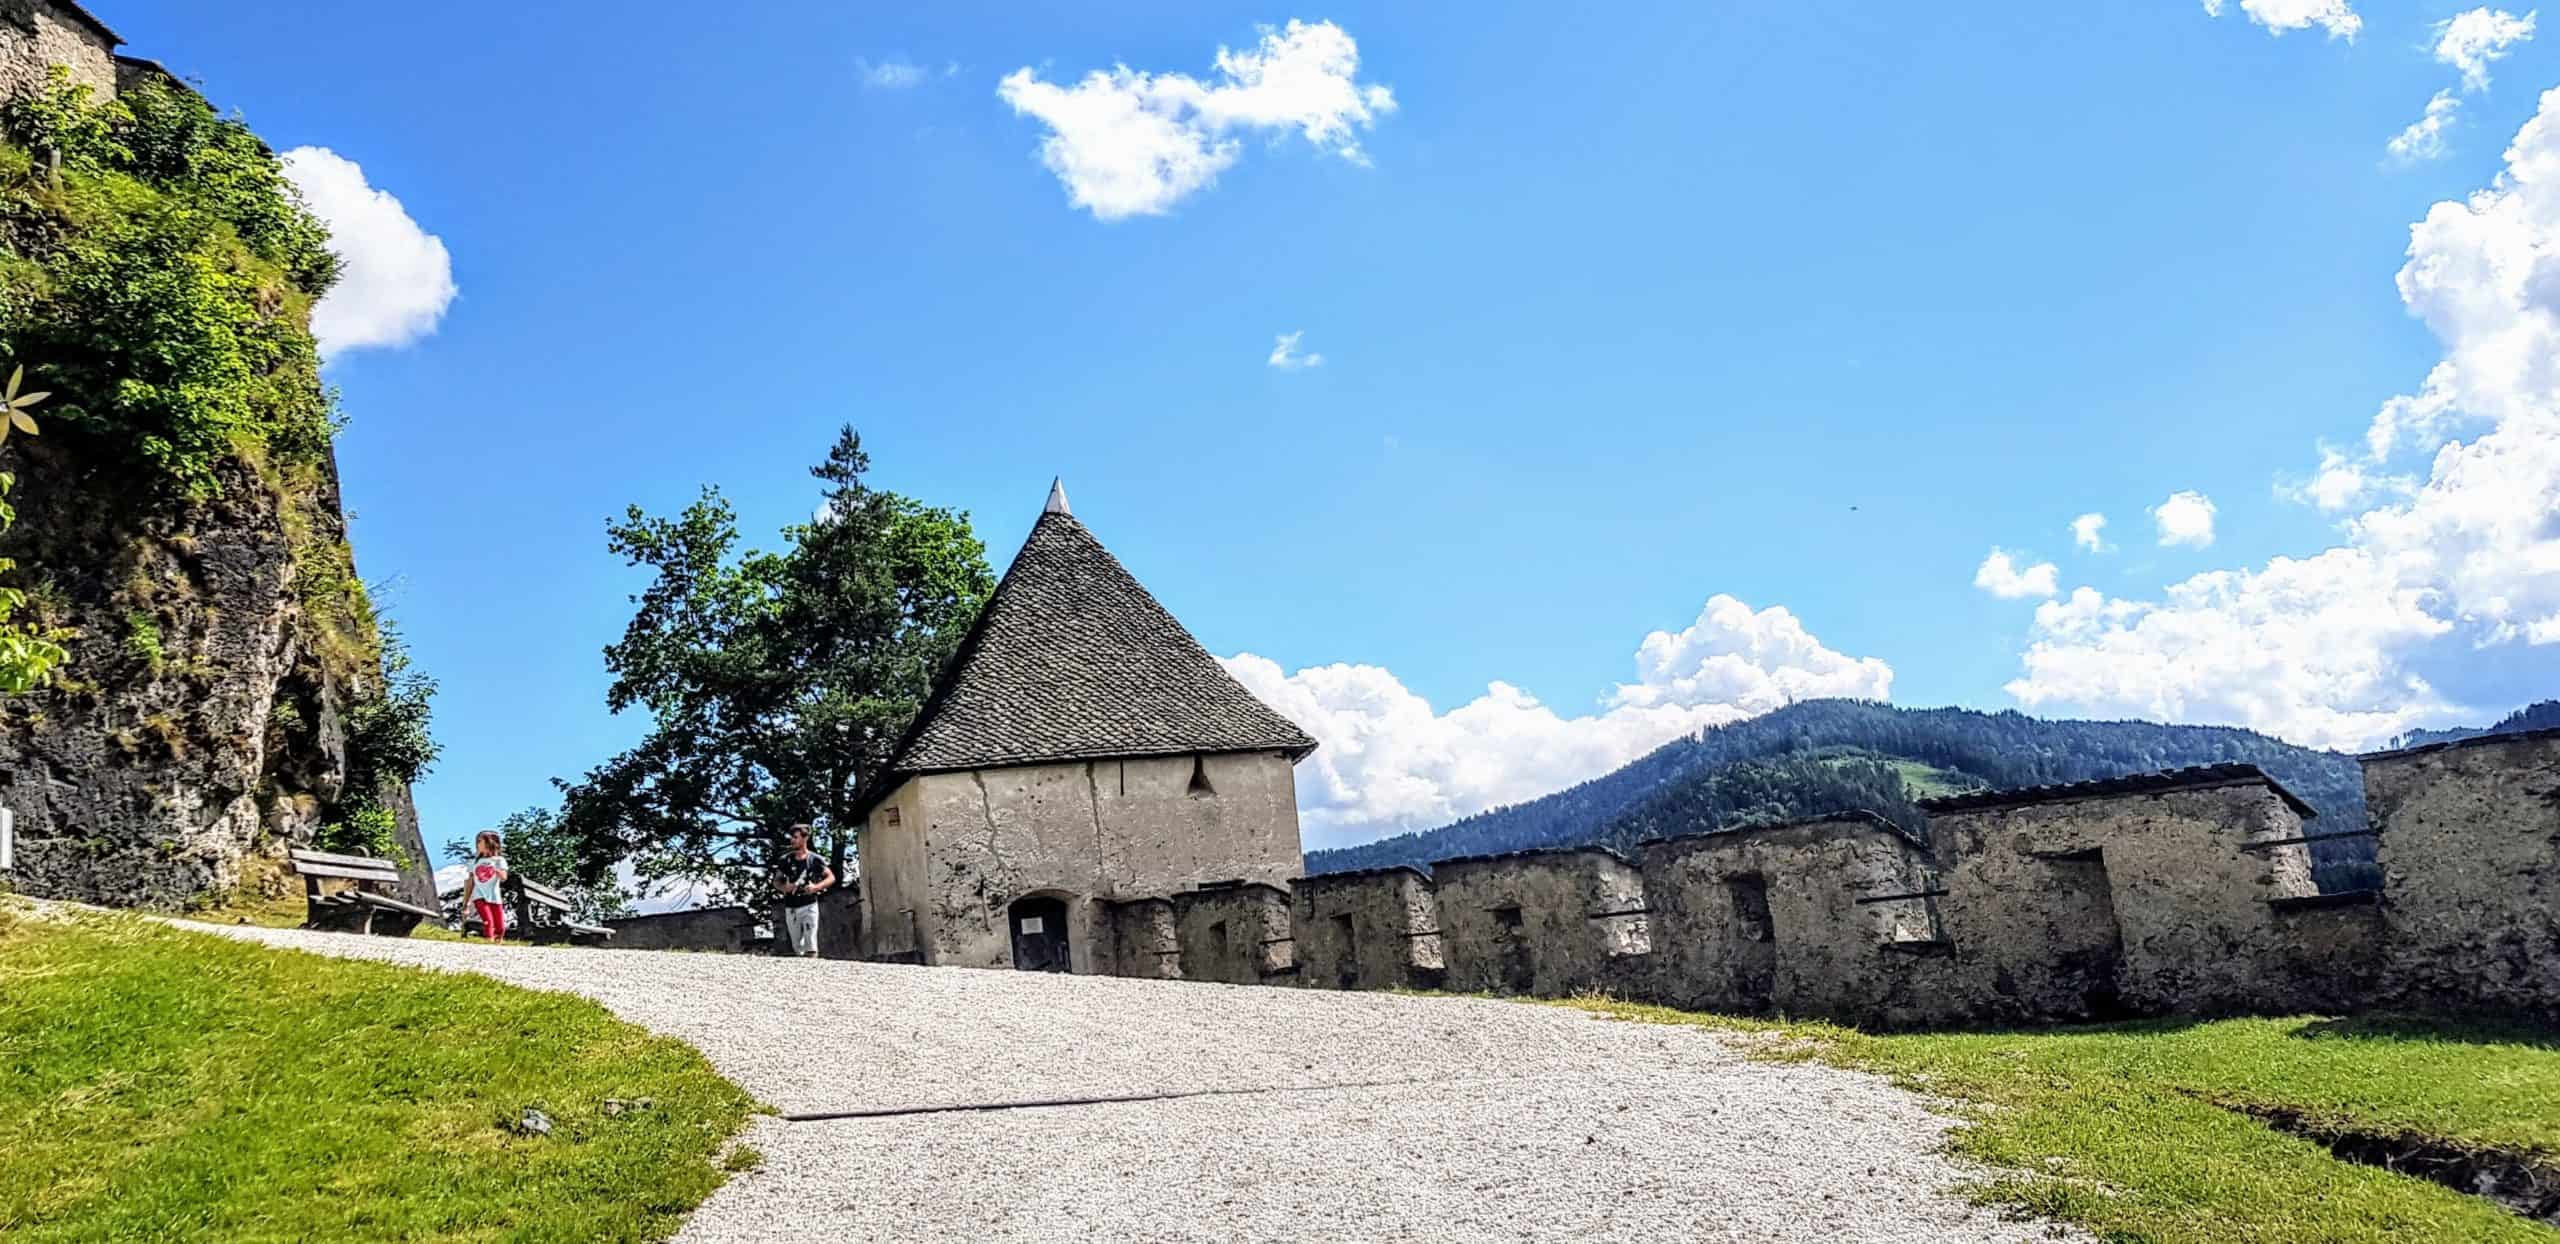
[2201,0,2363,39]
[1223,596,1892,848]
[2005,89,2560,748]
[2437,8,2538,90]
[2070,512,2111,553]
[1267,330,1323,369]
[997,19,1396,220]
[280,147,456,358]
[2150,490,2219,547]
[2389,90,2463,165]
[1974,549,2060,600]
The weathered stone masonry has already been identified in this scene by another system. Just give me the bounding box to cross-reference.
[2365,727,2560,1020]
[840,484,2552,1029]
[1289,865,1443,991]
[1093,743,2556,1029]
[1432,847,1650,998]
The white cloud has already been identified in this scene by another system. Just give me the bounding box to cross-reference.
[1267,330,1324,369]
[1974,549,2061,600]
[432,863,468,897]
[2150,490,2219,547]
[2278,445,2404,511]
[2201,0,2363,39]
[2004,88,2560,748]
[1224,595,1892,848]
[2436,8,2537,91]
[2388,90,2463,165]
[858,57,929,90]
[2070,512,2111,553]
[280,147,457,357]
[997,19,1396,220]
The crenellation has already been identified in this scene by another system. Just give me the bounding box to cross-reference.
[2365,727,2560,1020]
[1923,770,2323,1022]
[1637,811,1959,1025]
[1289,865,1443,990]
[1433,847,1650,998]
[1169,882,1295,984]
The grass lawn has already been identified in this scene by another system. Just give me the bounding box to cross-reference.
[0,905,757,1243]
[1571,997,2560,1243]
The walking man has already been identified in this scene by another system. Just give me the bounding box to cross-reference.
[774,824,836,957]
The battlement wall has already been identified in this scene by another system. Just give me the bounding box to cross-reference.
[1105,740,2556,1029]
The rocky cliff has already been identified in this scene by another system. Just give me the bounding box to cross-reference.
[0,35,431,909]
[0,443,431,909]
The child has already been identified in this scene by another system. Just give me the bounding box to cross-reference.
[468,830,510,943]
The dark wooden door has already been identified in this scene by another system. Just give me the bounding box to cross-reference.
[1009,896,1071,972]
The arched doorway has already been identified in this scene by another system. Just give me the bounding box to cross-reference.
[1009,895,1071,972]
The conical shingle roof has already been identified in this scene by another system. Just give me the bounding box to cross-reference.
[872,504,1317,787]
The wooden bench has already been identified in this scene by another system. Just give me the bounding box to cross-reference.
[289,848,440,937]
[463,875,616,945]
[518,877,615,945]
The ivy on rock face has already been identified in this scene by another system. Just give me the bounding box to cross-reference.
[0,68,339,497]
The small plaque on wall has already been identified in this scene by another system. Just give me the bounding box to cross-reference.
[1019,916,1045,935]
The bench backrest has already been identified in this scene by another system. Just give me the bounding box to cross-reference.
[289,849,403,887]
[518,877,574,914]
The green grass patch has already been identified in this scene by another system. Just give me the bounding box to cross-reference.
[189,884,468,943]
[1569,996,2560,1242]
[0,909,755,1242]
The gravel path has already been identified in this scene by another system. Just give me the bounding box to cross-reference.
[190,923,2078,1243]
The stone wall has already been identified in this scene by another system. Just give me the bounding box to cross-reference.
[1169,882,1294,984]
[0,0,117,104]
[859,746,2558,1029]
[1639,813,1959,1026]
[1433,848,1650,998]
[1289,866,1443,991]
[609,905,758,953]
[1107,896,1180,979]
[1925,776,2321,1022]
[2366,728,2560,1020]
[859,749,1303,971]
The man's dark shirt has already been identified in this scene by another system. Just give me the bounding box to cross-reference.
[778,853,828,908]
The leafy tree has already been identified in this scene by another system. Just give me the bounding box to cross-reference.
[315,626,440,864]
[444,807,632,926]
[555,428,992,899]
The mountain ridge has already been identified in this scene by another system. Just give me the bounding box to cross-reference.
[1303,699,2400,887]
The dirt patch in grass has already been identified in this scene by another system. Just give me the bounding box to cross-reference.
[2234,1101,2560,1226]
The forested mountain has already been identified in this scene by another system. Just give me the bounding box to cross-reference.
[1304,699,2376,885]
[2386,699,2560,750]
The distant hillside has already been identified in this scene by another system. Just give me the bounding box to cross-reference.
[1305,700,2373,885]
[2386,699,2560,750]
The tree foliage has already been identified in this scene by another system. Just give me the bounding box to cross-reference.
[554,428,993,899]
[1596,748,1932,853]
[444,807,633,926]
[315,626,441,863]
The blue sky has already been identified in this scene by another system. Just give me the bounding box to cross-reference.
[106,1,2560,858]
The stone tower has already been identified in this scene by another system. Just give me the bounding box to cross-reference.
[853,481,1316,973]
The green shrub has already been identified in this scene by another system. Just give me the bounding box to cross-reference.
[0,70,339,498]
